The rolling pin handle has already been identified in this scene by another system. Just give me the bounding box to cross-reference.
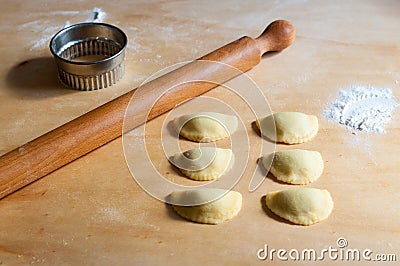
[255,20,296,55]
[0,19,296,200]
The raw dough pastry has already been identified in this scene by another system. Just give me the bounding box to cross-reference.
[173,112,238,142]
[263,149,324,185]
[170,147,233,181]
[265,188,333,225]
[169,188,242,224]
[256,112,318,144]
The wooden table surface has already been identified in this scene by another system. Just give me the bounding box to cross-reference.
[1,0,399,265]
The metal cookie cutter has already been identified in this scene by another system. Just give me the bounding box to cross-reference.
[50,23,127,90]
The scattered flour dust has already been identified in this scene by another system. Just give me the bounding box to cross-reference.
[21,7,106,51]
[86,7,106,23]
[324,85,398,133]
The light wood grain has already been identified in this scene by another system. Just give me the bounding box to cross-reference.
[0,20,294,199]
[0,1,399,265]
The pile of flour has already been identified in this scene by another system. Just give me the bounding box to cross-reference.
[324,85,398,133]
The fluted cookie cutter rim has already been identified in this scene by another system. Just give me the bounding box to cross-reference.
[50,22,128,91]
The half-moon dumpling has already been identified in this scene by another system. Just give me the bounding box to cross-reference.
[263,149,324,185]
[170,147,233,181]
[173,112,238,142]
[256,112,318,144]
[265,188,333,225]
[168,188,242,224]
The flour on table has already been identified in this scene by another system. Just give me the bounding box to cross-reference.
[63,20,71,29]
[324,85,398,133]
[20,7,106,51]
[86,7,106,23]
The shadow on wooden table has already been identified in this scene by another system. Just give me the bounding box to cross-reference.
[6,56,76,98]
[164,203,186,222]
[261,51,281,59]
[251,121,277,146]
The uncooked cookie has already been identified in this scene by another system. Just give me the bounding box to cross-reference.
[265,188,333,225]
[256,112,318,144]
[170,147,233,181]
[263,149,324,185]
[173,112,238,142]
[168,188,242,224]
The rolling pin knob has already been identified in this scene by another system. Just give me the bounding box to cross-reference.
[0,20,295,199]
[255,20,296,54]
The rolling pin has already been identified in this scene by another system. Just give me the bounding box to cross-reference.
[0,20,295,199]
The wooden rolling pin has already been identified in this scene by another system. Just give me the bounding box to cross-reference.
[0,20,295,199]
